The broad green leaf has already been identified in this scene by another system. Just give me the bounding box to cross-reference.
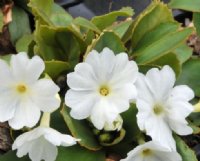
[107,19,133,39]
[29,0,73,26]
[176,58,200,97]
[8,6,31,44]
[34,25,82,65]
[189,113,200,127]
[135,28,193,64]
[57,146,105,161]
[149,53,181,77]
[174,43,193,64]
[174,135,198,161]
[0,11,3,32]
[193,13,200,36]
[50,4,73,27]
[61,106,101,151]
[73,17,100,34]
[168,0,200,12]
[0,151,29,161]
[133,22,179,51]
[16,34,34,53]
[85,31,126,57]
[121,104,141,142]
[131,1,175,49]
[91,7,134,30]
[45,61,70,79]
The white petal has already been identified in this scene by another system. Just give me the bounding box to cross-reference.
[135,73,154,104]
[90,99,119,130]
[29,137,57,161]
[145,65,175,101]
[43,128,77,146]
[144,116,176,150]
[31,79,60,112]
[15,142,30,158]
[67,63,97,90]
[110,53,138,85]
[0,59,13,85]
[65,90,96,119]
[170,85,194,101]
[0,90,17,122]
[9,99,41,129]
[10,53,44,83]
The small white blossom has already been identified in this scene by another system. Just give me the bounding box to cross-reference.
[136,65,194,150]
[104,115,123,131]
[65,47,138,130]
[12,126,78,161]
[0,53,60,129]
[121,141,182,161]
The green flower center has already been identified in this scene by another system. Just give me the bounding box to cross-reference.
[16,84,27,93]
[99,86,109,96]
[153,104,164,115]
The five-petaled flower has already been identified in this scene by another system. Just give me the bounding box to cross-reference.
[12,126,78,161]
[120,141,182,161]
[135,65,194,150]
[65,47,138,130]
[0,52,60,129]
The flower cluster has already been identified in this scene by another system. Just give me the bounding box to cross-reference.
[0,53,78,161]
[66,47,194,161]
[0,47,194,161]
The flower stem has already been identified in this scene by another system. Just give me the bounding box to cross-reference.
[40,112,51,127]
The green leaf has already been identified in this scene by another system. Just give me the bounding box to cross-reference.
[135,28,193,64]
[148,52,181,77]
[50,4,73,27]
[61,105,101,151]
[176,58,200,97]
[91,7,134,30]
[173,43,193,64]
[188,120,200,134]
[193,13,200,36]
[8,6,31,44]
[56,146,105,161]
[0,54,12,62]
[121,104,141,142]
[16,34,34,53]
[85,31,126,57]
[0,11,3,32]
[34,25,82,64]
[45,61,70,79]
[168,0,200,12]
[174,135,198,161]
[131,1,175,49]
[107,19,133,39]
[73,17,101,34]
[0,151,29,161]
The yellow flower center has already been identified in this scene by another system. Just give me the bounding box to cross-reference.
[99,86,109,96]
[142,149,152,156]
[153,104,164,115]
[16,84,27,93]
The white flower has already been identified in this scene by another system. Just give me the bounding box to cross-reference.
[65,47,138,130]
[0,53,60,129]
[104,115,123,131]
[121,141,182,161]
[12,126,78,161]
[136,65,194,150]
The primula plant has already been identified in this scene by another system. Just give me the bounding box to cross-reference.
[0,0,200,161]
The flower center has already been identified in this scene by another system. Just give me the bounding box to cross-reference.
[142,149,152,156]
[99,86,109,96]
[153,104,164,115]
[16,84,27,93]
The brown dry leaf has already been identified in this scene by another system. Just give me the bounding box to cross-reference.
[106,154,121,161]
[1,2,13,25]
